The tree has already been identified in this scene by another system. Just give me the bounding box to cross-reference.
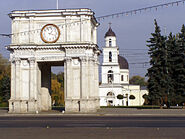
[51,71,65,106]
[166,33,178,105]
[51,72,64,88]
[117,94,124,99]
[143,94,149,105]
[129,76,147,86]
[51,79,64,106]
[173,25,185,105]
[146,21,185,106]
[146,19,167,106]
[56,72,64,88]
[129,95,135,100]
[0,54,10,106]
[0,74,10,102]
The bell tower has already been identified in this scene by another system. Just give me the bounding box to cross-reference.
[105,23,117,48]
[101,25,120,84]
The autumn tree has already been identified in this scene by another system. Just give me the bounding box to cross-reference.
[51,79,64,106]
[51,72,65,106]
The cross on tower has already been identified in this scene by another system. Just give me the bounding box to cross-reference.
[56,0,59,9]
[109,22,112,28]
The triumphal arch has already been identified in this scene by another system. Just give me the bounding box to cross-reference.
[7,9,100,113]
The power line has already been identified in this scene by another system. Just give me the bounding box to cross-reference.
[0,34,11,38]
[0,0,184,38]
[96,0,185,21]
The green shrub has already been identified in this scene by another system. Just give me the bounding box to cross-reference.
[129,95,135,100]
[117,94,124,99]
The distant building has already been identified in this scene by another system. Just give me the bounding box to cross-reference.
[99,27,148,106]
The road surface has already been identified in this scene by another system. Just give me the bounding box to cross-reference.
[0,115,185,139]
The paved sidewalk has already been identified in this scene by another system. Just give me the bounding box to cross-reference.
[0,107,185,116]
[98,108,185,116]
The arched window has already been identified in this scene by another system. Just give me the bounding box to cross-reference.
[121,75,124,81]
[129,95,136,100]
[107,92,115,97]
[109,39,112,47]
[108,70,114,83]
[109,52,112,62]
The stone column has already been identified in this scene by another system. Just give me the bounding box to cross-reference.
[9,60,16,113]
[65,58,72,98]
[79,56,100,112]
[12,58,21,113]
[65,57,79,112]
[64,60,67,100]
[94,59,100,109]
[37,63,42,111]
[15,58,21,100]
[28,58,37,112]
[93,26,97,44]
[29,58,35,99]
[89,58,95,98]
[80,57,87,98]
[10,61,16,99]
[93,61,99,97]
[40,63,51,111]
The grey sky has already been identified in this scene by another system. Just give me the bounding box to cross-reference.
[0,0,185,77]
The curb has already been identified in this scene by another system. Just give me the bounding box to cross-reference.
[0,113,185,117]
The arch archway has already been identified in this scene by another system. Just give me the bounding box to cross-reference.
[7,9,100,113]
[106,92,115,106]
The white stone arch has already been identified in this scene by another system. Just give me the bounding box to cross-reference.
[7,9,101,113]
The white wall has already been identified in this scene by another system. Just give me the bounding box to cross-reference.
[120,69,129,84]
[105,36,116,47]
[99,84,149,106]
[101,66,120,84]
[102,48,119,64]
[99,86,123,106]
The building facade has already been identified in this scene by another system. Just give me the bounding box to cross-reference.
[99,27,148,106]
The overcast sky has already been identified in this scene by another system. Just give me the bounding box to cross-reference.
[0,0,185,77]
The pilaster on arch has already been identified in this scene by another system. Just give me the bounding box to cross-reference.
[64,57,73,99]
[28,57,37,101]
[79,56,88,99]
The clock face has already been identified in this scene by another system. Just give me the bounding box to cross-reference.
[41,24,60,43]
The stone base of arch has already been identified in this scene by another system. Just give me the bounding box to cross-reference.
[8,99,39,113]
[65,98,100,113]
[7,44,100,113]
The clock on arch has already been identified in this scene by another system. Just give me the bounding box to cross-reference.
[40,24,60,43]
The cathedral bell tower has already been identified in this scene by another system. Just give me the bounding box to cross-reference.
[101,25,120,84]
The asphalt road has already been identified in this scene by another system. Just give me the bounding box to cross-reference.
[0,116,185,139]
[0,116,185,128]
